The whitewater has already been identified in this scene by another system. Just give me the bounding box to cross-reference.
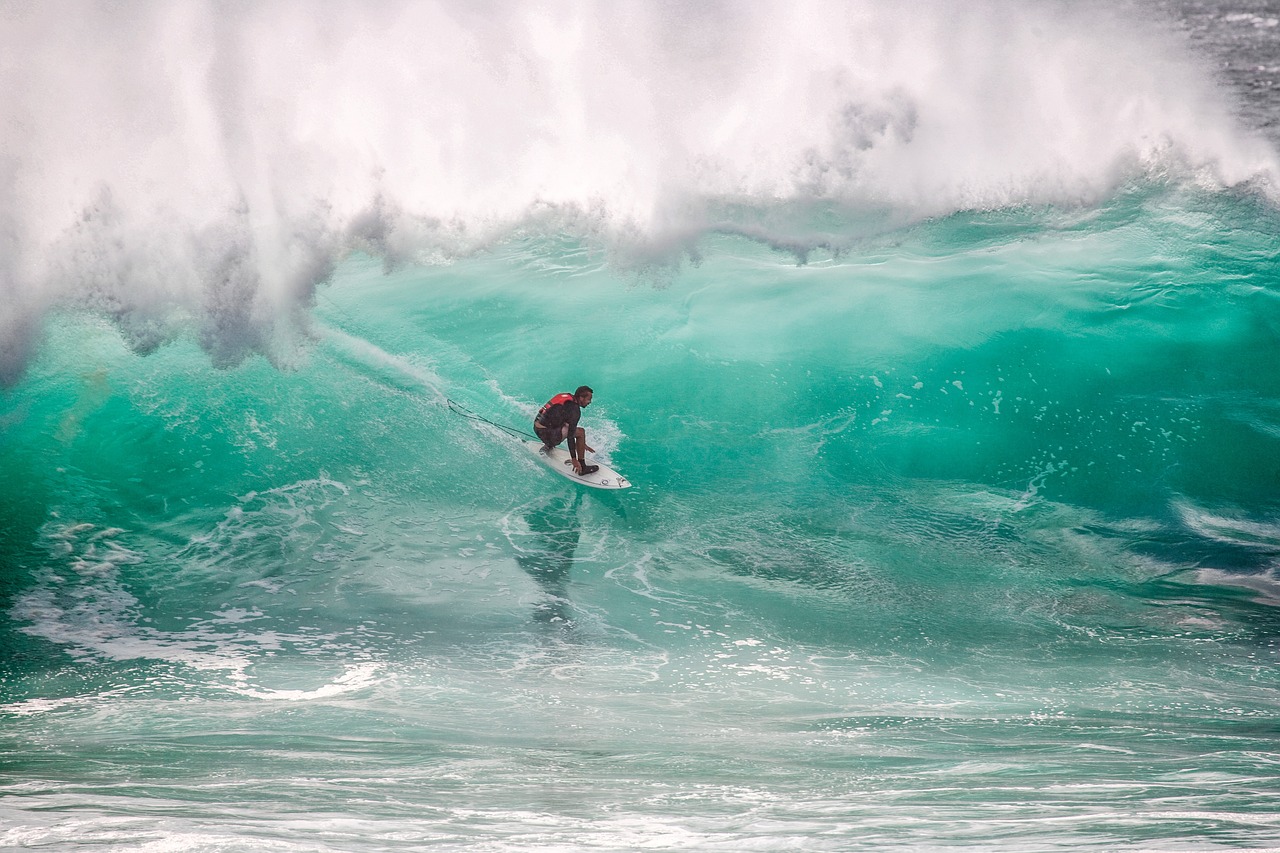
[3,1,1280,850]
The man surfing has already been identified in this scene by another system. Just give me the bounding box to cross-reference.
[534,386,598,476]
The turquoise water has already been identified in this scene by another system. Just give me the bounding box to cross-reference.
[5,2,1280,850]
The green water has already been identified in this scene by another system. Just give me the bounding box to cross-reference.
[3,185,1279,850]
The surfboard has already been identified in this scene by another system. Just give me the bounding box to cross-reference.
[525,440,631,490]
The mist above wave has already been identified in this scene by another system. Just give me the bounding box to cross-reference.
[2,0,1275,383]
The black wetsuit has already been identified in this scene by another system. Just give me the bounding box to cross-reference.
[534,394,581,455]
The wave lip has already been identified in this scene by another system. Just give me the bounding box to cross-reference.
[3,0,1278,384]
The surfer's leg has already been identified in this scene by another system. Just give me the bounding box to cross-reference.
[535,425,566,452]
[573,427,597,475]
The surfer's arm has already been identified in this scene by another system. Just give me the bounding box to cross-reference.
[565,411,579,456]
[568,408,600,470]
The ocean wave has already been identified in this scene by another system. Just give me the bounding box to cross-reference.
[2,0,1277,383]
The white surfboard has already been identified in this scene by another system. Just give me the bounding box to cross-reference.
[525,440,631,490]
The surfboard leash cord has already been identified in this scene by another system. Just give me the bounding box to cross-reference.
[446,398,538,442]
[317,290,537,443]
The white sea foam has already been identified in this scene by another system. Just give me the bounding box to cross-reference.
[1,0,1276,384]
[12,521,252,671]
[9,516,375,685]
[228,661,383,701]
[1174,500,1280,550]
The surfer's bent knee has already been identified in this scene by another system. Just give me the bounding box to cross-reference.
[534,424,569,448]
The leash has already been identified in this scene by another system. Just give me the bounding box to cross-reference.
[319,289,537,441]
[446,398,538,441]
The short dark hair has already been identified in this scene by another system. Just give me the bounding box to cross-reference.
[574,385,594,397]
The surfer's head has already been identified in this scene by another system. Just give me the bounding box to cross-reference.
[574,386,594,406]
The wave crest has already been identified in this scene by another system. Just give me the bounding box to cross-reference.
[2,0,1276,383]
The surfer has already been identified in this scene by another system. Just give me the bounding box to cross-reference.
[534,386,598,476]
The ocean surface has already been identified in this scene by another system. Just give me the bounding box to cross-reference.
[3,1,1280,850]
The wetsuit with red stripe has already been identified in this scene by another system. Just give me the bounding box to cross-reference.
[534,393,581,455]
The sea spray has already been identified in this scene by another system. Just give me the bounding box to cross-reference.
[2,0,1277,383]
